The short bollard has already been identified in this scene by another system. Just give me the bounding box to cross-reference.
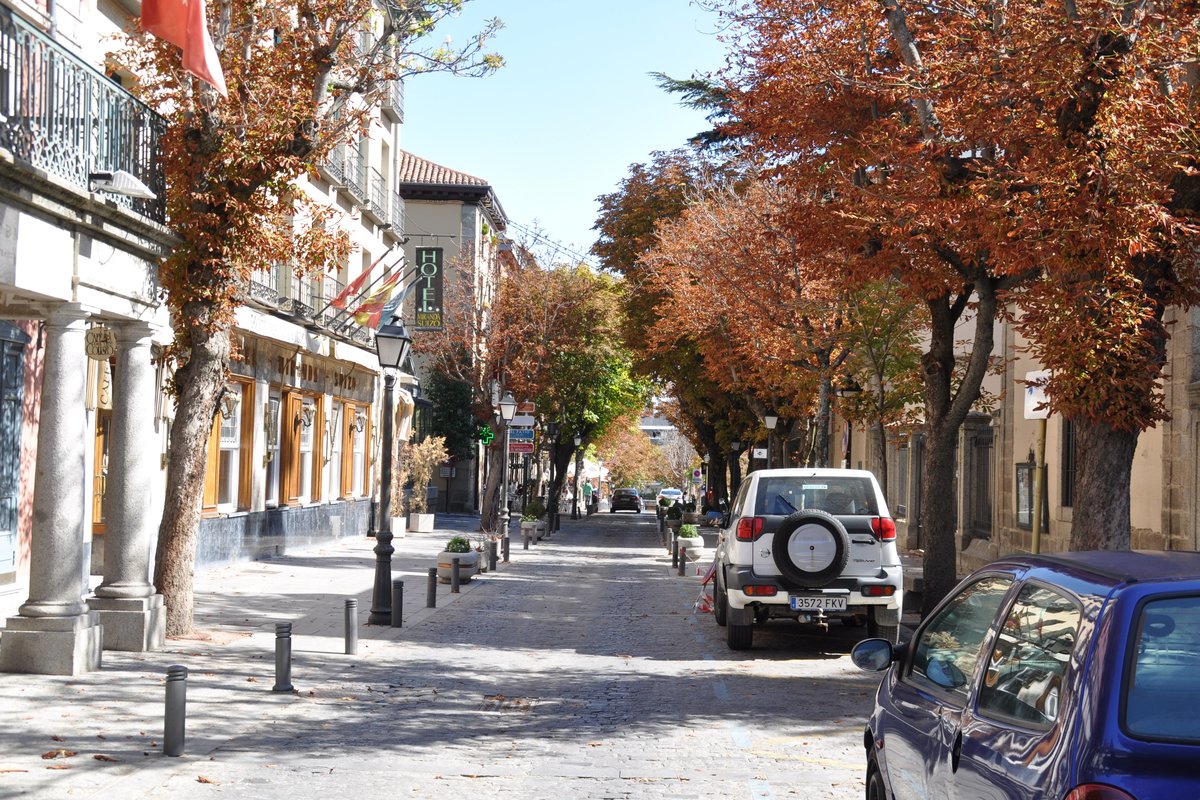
[502,535,510,563]
[451,556,461,594]
[426,567,438,608]
[273,622,294,693]
[678,547,687,576]
[344,598,358,655]
[671,538,679,568]
[391,579,404,628]
[163,665,187,757]
[487,540,498,572]
[523,529,530,550]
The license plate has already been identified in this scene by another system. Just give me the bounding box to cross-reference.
[789,595,848,611]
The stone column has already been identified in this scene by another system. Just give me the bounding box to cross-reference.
[0,306,103,675]
[90,322,165,651]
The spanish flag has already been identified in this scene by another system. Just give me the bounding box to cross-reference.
[352,269,404,328]
[142,0,227,97]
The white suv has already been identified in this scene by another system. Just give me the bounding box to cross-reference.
[713,468,903,650]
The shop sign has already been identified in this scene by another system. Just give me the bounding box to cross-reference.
[85,326,117,360]
[413,247,444,330]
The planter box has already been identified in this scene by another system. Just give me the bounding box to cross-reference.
[408,513,435,533]
[677,536,705,561]
[436,550,479,583]
[682,512,702,525]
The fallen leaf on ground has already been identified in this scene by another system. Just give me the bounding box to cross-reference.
[0,769,29,773]
[197,775,218,784]
[45,765,71,770]
[41,750,77,760]
[50,736,65,742]
[93,755,119,762]
[246,677,258,683]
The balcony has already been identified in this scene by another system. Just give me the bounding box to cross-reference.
[364,167,387,223]
[381,79,404,123]
[0,5,167,224]
[389,193,405,235]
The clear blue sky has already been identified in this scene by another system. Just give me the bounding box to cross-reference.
[401,1,728,263]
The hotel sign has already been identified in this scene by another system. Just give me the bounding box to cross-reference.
[413,247,444,330]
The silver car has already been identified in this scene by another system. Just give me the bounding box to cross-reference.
[713,468,904,650]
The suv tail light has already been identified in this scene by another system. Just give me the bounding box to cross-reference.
[1064,786,1136,800]
[871,517,897,542]
[736,517,764,541]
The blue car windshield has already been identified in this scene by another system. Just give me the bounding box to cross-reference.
[1125,595,1200,744]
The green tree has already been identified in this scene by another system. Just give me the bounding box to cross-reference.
[427,370,476,461]
[123,0,501,635]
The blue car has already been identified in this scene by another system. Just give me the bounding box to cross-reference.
[851,550,1200,800]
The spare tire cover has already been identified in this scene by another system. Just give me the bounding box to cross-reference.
[772,509,850,589]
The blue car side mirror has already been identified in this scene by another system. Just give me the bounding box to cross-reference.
[851,638,896,671]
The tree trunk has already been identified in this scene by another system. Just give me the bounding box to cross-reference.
[920,424,960,616]
[479,439,504,532]
[1069,418,1136,550]
[873,419,889,497]
[154,314,230,637]
[729,447,743,496]
[814,376,832,467]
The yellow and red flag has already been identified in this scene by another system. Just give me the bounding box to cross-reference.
[328,250,392,310]
[352,269,404,328]
[142,0,227,97]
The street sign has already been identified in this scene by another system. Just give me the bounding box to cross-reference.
[509,442,534,454]
[1024,369,1051,420]
[752,447,768,460]
[509,428,535,441]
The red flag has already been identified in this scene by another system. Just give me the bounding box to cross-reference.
[143,0,227,97]
[329,251,390,310]
[352,270,405,328]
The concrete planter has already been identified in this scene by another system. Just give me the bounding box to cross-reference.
[520,520,541,542]
[436,550,479,583]
[682,512,702,525]
[408,513,435,533]
[677,535,705,561]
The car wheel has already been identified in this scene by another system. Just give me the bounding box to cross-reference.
[609,508,615,513]
[867,609,900,644]
[713,575,728,627]
[727,618,752,650]
[771,509,850,589]
[866,749,886,800]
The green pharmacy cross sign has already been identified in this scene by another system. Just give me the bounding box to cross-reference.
[478,425,495,445]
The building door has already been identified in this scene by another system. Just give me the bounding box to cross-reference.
[0,323,30,589]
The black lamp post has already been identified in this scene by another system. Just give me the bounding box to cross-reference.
[368,320,412,626]
[497,391,517,534]
[761,413,778,469]
[571,433,582,519]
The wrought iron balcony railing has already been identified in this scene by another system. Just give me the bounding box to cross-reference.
[0,5,167,224]
[381,79,403,123]
[366,167,386,222]
[389,192,405,233]
[342,149,367,205]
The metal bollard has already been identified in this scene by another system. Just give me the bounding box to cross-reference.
[523,529,530,550]
[163,665,187,757]
[678,546,688,576]
[344,598,358,655]
[273,622,294,693]
[426,567,438,608]
[671,538,679,568]
[391,579,404,628]
[502,535,510,562]
[451,556,461,594]
[487,540,498,572]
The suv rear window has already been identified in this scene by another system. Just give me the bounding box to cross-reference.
[1125,595,1200,743]
[613,489,638,498]
[752,476,878,516]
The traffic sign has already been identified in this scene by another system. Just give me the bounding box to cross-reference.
[509,428,535,441]
[509,442,534,454]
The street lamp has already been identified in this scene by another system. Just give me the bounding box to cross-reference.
[571,433,582,519]
[761,412,778,469]
[497,391,517,535]
[834,378,862,468]
[368,320,412,625]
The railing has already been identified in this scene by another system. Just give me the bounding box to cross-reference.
[381,79,404,123]
[366,167,386,221]
[390,193,405,233]
[342,148,367,204]
[0,5,166,223]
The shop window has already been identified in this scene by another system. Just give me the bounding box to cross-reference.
[352,406,367,496]
[1061,418,1076,508]
[265,393,282,507]
[298,398,315,504]
[204,381,251,514]
[895,440,909,517]
[329,402,344,500]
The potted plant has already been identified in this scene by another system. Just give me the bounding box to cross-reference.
[524,498,547,539]
[682,500,702,525]
[677,523,705,562]
[436,535,479,583]
[664,502,683,548]
[520,510,540,542]
[404,435,448,533]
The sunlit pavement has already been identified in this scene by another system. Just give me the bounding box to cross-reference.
[0,511,882,798]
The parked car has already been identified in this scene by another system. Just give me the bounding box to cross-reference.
[655,487,683,516]
[713,468,903,650]
[609,487,644,513]
[851,550,1200,800]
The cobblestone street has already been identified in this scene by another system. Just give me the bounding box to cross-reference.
[0,511,882,799]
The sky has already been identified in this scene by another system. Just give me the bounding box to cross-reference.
[401,1,730,264]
